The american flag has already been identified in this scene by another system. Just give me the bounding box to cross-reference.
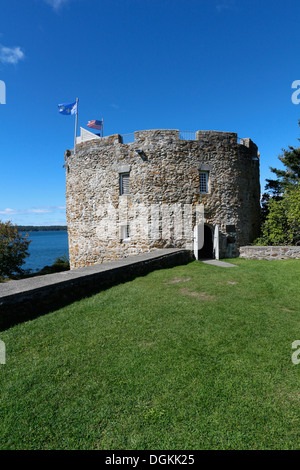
[87,119,102,130]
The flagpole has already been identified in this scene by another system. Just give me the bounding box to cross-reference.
[74,97,79,154]
[102,118,103,138]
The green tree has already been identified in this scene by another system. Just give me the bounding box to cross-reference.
[0,221,31,279]
[265,120,300,197]
[285,185,300,245]
[255,121,300,245]
[255,185,300,246]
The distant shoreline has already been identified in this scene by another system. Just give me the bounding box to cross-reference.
[17,225,67,232]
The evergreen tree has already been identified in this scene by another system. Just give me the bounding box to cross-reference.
[265,120,300,197]
[255,121,300,245]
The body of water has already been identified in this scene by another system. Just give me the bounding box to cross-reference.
[21,231,69,272]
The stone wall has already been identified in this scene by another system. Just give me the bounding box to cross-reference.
[65,129,260,269]
[239,246,300,260]
[0,249,192,331]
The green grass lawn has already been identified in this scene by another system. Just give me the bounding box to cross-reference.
[0,259,299,450]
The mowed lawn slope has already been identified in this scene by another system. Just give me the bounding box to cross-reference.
[0,259,299,450]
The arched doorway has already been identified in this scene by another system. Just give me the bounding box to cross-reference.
[198,224,213,259]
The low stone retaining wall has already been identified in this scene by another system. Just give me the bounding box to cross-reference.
[239,246,300,260]
[0,249,193,331]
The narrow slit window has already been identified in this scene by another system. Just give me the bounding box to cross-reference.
[120,224,130,242]
[199,171,209,193]
[120,172,130,195]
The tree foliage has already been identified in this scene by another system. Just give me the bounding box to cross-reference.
[17,225,67,232]
[255,186,300,245]
[0,220,31,279]
[37,255,70,275]
[255,123,300,246]
[265,121,300,197]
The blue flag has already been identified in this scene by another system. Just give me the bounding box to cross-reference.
[58,101,77,115]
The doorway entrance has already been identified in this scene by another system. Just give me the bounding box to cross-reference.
[198,224,213,259]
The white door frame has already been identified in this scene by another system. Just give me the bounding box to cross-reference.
[213,225,219,260]
[193,223,204,260]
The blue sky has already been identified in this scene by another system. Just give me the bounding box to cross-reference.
[1,0,300,225]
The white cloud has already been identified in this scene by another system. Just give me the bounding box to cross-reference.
[0,45,25,65]
[0,206,65,216]
[28,209,52,214]
[0,208,17,215]
[43,0,71,10]
[0,206,67,226]
[216,0,235,12]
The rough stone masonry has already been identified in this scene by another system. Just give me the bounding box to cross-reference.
[65,129,260,269]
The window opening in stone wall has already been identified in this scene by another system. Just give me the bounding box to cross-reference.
[120,224,130,242]
[199,171,209,193]
[120,173,130,195]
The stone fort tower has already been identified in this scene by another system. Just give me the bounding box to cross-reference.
[65,129,260,270]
